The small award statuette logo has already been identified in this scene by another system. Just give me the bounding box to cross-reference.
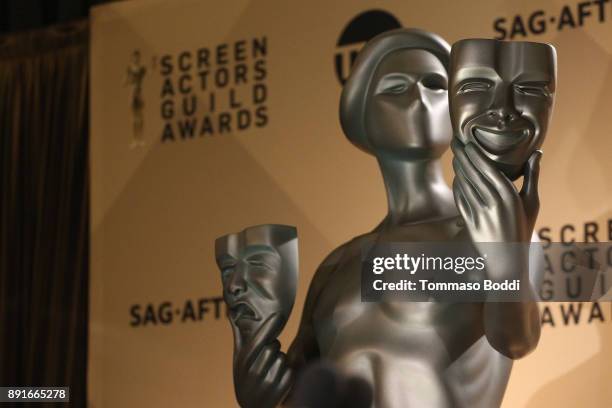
[125,49,147,148]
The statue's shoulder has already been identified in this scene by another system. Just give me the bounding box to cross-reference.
[306,232,375,293]
[319,232,377,267]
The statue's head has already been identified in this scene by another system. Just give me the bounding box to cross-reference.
[132,49,141,64]
[340,28,452,160]
[215,225,298,341]
[449,39,557,180]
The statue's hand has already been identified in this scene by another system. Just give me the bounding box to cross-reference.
[233,313,293,408]
[451,142,542,281]
[451,141,542,244]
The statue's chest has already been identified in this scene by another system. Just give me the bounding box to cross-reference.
[312,253,484,359]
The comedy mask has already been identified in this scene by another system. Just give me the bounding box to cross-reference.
[449,39,557,179]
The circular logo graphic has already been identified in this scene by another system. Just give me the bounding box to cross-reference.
[335,10,402,85]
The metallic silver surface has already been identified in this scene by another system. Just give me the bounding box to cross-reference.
[447,38,556,388]
[216,224,298,408]
[287,31,550,408]
[448,40,556,280]
[449,39,556,180]
[221,32,555,408]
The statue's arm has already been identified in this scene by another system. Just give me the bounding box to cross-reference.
[285,285,321,373]
[286,243,347,374]
[482,249,541,359]
[482,232,544,359]
[451,141,543,359]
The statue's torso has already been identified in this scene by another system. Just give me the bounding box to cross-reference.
[311,217,512,408]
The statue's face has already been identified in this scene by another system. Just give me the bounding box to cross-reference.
[365,48,451,159]
[215,226,297,341]
[449,39,556,179]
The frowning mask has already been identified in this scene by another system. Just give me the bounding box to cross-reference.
[215,225,298,343]
[449,39,557,179]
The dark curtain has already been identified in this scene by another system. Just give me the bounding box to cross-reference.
[1,0,106,35]
[0,20,89,407]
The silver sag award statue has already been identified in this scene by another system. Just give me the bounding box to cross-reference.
[217,30,556,408]
[215,225,298,408]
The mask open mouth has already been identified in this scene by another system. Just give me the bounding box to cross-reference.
[230,302,259,322]
[472,126,530,155]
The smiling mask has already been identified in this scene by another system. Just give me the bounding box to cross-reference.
[449,39,557,180]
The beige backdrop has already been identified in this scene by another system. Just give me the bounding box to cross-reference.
[90,0,612,406]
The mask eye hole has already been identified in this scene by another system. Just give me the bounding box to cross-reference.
[218,256,236,280]
[376,74,411,95]
[385,83,408,94]
[457,80,492,94]
[220,265,234,280]
[421,74,447,91]
[514,82,551,98]
[246,253,278,271]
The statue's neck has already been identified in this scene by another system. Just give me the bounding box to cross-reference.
[377,156,457,226]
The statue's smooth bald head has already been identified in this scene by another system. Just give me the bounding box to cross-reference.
[449,39,557,179]
[340,28,452,159]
